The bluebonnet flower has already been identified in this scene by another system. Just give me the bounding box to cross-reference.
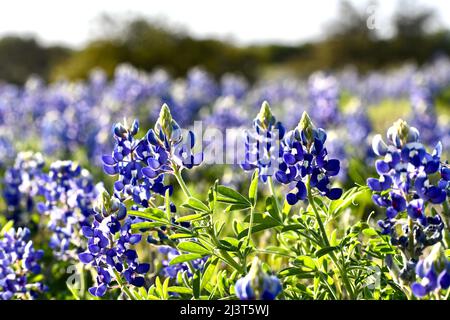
[37,160,98,260]
[0,227,46,300]
[203,96,249,131]
[158,246,207,279]
[168,67,219,126]
[102,104,202,208]
[3,152,44,225]
[439,165,450,196]
[78,190,150,297]
[220,74,248,100]
[235,257,282,300]
[275,111,343,205]
[241,101,285,182]
[343,98,373,159]
[411,243,450,298]
[368,120,447,260]
[308,72,341,128]
[102,117,171,207]
[409,77,442,147]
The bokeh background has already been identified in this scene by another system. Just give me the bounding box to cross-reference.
[1,0,450,83]
[0,0,449,214]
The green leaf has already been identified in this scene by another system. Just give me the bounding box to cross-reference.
[169,233,195,240]
[237,223,278,239]
[328,186,368,218]
[281,224,305,232]
[244,212,280,225]
[176,213,207,222]
[169,253,205,265]
[218,238,239,251]
[177,241,210,255]
[445,249,450,259]
[217,186,251,206]
[128,208,167,222]
[293,255,316,270]
[225,203,252,212]
[201,258,218,291]
[278,267,315,278]
[164,188,172,221]
[155,276,163,298]
[192,271,201,299]
[315,246,339,258]
[182,197,211,213]
[0,220,14,236]
[248,169,259,205]
[362,228,379,237]
[131,222,167,231]
[265,197,281,221]
[162,277,170,300]
[168,286,193,295]
[208,180,218,212]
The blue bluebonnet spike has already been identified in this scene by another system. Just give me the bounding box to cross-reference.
[276,111,343,204]
[368,119,447,261]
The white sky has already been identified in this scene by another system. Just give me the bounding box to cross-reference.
[0,0,448,48]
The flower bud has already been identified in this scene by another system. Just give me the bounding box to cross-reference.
[113,123,127,138]
[387,119,419,147]
[297,111,316,147]
[255,101,275,131]
[155,103,174,139]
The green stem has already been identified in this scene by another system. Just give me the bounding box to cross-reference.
[267,176,282,221]
[174,168,191,198]
[408,217,415,259]
[77,263,86,299]
[306,177,355,300]
[113,269,136,300]
[246,206,255,246]
[306,178,330,247]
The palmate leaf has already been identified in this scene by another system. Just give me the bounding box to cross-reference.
[248,169,259,205]
[328,186,369,218]
[237,222,279,239]
[201,257,219,292]
[169,233,195,240]
[315,246,339,258]
[182,197,211,213]
[169,253,205,265]
[217,185,251,207]
[130,221,167,231]
[168,286,193,295]
[176,212,208,223]
[177,241,211,255]
[0,220,14,236]
[128,208,168,222]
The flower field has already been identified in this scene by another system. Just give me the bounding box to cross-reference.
[0,58,449,301]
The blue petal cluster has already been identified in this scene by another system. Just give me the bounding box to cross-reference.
[411,244,450,298]
[158,246,207,279]
[235,258,282,300]
[3,152,44,225]
[37,161,98,260]
[102,104,202,208]
[368,120,447,259]
[0,227,46,300]
[276,112,343,205]
[241,101,285,182]
[78,194,150,297]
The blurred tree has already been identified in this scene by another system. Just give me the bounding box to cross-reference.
[0,36,70,84]
[2,4,450,84]
[393,0,436,39]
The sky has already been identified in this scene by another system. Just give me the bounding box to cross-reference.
[0,0,449,48]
